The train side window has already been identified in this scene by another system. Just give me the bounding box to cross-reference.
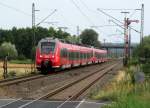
[60,49,64,58]
[77,52,78,60]
[74,52,76,60]
[76,52,78,60]
[70,52,73,60]
[72,52,74,60]
[61,48,68,58]
[60,49,63,57]
[80,53,82,59]
[83,53,85,59]
[77,52,79,60]
[68,51,70,60]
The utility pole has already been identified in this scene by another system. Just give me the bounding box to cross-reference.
[77,26,80,43]
[121,12,129,66]
[32,3,40,46]
[77,26,80,36]
[140,4,144,44]
[32,3,35,28]
[128,27,131,59]
[103,39,106,49]
[32,3,35,72]
[32,3,39,72]
[121,11,139,65]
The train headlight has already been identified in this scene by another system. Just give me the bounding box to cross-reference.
[40,55,43,58]
[52,55,55,58]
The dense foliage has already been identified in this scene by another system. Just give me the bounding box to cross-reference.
[132,35,150,74]
[0,27,100,59]
[80,29,101,48]
[0,27,70,59]
[133,35,150,63]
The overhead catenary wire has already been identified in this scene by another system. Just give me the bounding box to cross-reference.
[97,8,140,33]
[77,0,110,38]
[70,0,108,37]
[70,0,95,25]
[78,0,91,12]
[36,9,57,26]
[0,1,57,26]
[98,8,140,11]
[0,1,31,17]
[129,9,137,19]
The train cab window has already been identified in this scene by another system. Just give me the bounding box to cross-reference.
[41,42,55,54]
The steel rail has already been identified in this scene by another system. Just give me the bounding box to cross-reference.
[18,61,120,108]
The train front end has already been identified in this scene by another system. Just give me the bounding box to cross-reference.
[36,38,60,74]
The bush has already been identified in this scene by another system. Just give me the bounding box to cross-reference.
[0,42,18,59]
[129,58,139,66]
[17,54,26,60]
[142,63,150,75]
[8,71,16,77]
[9,59,32,64]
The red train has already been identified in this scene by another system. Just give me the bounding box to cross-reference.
[36,38,108,74]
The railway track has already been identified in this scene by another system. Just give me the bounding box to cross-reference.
[17,61,120,108]
[0,74,45,87]
[43,63,119,101]
[0,61,113,87]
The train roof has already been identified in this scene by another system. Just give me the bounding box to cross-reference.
[39,38,107,53]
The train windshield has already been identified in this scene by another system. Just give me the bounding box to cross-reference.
[41,42,55,54]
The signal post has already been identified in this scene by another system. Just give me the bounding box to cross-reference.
[123,18,139,66]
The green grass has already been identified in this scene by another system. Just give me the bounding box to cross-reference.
[90,67,150,108]
[9,59,33,64]
[103,87,150,108]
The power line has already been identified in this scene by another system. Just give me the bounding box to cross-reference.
[77,0,108,37]
[58,11,75,26]
[78,0,115,37]
[78,0,91,11]
[36,9,57,26]
[0,1,31,16]
[97,8,140,33]
[0,1,41,21]
[98,8,140,11]
[129,9,137,18]
[70,0,94,25]
[91,25,123,28]
[0,1,58,27]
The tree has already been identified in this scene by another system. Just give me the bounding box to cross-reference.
[66,35,81,44]
[55,29,70,39]
[133,35,150,62]
[132,35,150,75]
[0,27,72,59]
[0,42,18,59]
[94,40,101,48]
[80,29,100,47]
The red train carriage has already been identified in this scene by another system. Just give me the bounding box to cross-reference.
[36,38,107,74]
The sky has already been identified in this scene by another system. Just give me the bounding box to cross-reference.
[0,0,148,43]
